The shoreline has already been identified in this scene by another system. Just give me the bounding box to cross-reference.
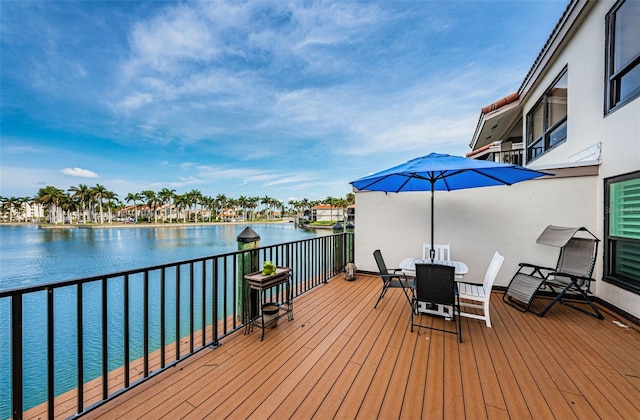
[1,220,292,229]
[0,219,342,230]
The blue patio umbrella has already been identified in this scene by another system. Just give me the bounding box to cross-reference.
[350,153,553,260]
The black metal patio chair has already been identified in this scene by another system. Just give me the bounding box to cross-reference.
[411,263,461,342]
[373,249,413,308]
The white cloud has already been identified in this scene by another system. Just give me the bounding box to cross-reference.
[60,167,99,178]
[116,92,153,112]
[1,0,570,202]
[126,5,217,75]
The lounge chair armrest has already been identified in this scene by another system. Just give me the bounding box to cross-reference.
[518,262,554,271]
[516,263,554,277]
[381,272,410,281]
[547,271,594,284]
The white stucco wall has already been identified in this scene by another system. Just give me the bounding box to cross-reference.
[354,174,595,282]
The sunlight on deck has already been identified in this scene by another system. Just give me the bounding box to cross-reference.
[28,274,640,419]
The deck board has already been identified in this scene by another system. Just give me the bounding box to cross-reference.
[26,274,640,420]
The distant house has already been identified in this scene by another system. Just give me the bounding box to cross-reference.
[307,204,344,222]
[346,204,355,224]
[353,0,640,320]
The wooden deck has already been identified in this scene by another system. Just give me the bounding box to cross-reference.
[72,274,639,419]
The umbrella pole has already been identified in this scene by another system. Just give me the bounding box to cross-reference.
[430,184,435,262]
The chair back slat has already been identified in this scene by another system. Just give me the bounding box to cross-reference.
[373,249,389,275]
[415,263,456,305]
[557,238,597,277]
[422,243,451,261]
[483,251,505,291]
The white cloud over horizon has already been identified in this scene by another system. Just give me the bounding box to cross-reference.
[60,167,99,178]
[0,0,569,202]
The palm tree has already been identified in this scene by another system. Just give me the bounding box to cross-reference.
[227,197,239,220]
[201,195,215,222]
[15,197,29,222]
[111,199,125,221]
[69,184,90,224]
[105,190,118,223]
[174,193,190,223]
[125,192,143,223]
[248,196,259,221]
[0,196,6,222]
[274,199,284,219]
[324,196,337,222]
[337,198,349,222]
[59,193,78,223]
[91,184,108,224]
[260,196,270,220]
[158,188,176,223]
[35,186,65,224]
[4,196,18,222]
[237,195,250,220]
[187,189,203,223]
[142,190,161,223]
[215,194,228,221]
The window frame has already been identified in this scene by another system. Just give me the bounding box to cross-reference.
[605,0,640,114]
[604,170,640,294]
[526,68,568,162]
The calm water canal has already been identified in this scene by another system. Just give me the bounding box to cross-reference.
[0,223,329,417]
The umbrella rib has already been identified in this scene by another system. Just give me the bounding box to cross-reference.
[394,173,417,192]
[468,168,514,185]
[433,169,462,191]
[354,174,394,191]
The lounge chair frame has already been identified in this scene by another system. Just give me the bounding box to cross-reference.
[503,225,604,319]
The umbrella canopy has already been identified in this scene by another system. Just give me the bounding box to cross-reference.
[350,153,554,260]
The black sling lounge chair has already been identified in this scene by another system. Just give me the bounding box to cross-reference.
[503,225,603,319]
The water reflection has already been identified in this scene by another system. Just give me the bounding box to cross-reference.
[0,224,327,290]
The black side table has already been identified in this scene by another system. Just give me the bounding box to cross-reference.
[243,267,293,340]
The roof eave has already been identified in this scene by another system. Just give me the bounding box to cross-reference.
[470,100,522,151]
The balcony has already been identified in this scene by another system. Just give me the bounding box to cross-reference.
[24,273,640,419]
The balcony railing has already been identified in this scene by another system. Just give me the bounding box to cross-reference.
[488,149,524,166]
[0,232,354,419]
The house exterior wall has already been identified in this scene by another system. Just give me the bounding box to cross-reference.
[354,175,596,289]
[312,207,343,222]
[353,0,640,318]
[520,0,640,318]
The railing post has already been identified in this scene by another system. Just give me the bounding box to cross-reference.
[332,223,344,277]
[346,222,355,264]
[237,227,260,322]
[11,294,23,419]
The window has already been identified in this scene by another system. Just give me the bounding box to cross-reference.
[526,70,568,161]
[605,0,640,113]
[604,171,640,294]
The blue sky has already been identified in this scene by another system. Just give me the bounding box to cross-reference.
[1,0,568,204]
